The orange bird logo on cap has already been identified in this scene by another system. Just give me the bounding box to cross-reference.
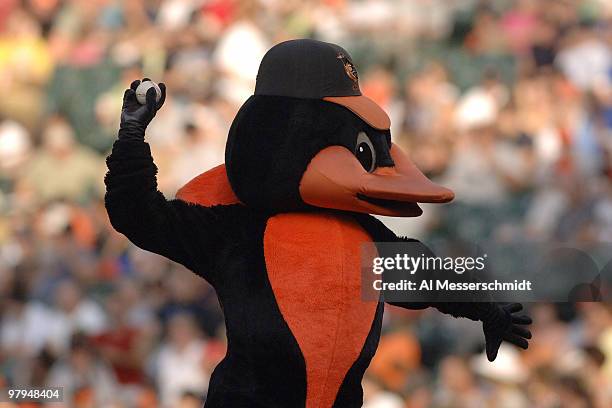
[337,53,359,89]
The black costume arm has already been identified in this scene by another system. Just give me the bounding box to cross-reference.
[350,213,499,320]
[104,79,223,282]
[385,238,500,321]
[105,144,223,280]
[386,239,532,361]
[105,139,224,276]
[351,214,531,361]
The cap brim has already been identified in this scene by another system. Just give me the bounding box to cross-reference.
[323,95,391,130]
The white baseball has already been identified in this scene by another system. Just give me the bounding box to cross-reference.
[135,80,161,105]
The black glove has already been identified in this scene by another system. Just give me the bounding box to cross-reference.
[119,78,167,141]
[482,303,532,361]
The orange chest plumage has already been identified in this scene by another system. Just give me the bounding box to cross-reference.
[263,212,378,408]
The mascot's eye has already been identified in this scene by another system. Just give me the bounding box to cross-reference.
[355,132,376,172]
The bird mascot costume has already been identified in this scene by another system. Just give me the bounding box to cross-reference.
[105,39,532,407]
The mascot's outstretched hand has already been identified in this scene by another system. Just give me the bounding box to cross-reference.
[119,79,166,140]
[482,303,532,361]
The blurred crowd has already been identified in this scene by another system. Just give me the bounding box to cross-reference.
[0,0,611,407]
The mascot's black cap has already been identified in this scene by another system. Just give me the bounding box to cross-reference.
[254,39,391,130]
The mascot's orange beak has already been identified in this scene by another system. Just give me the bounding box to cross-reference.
[299,143,454,217]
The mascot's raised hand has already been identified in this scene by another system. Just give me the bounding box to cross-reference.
[119,79,166,140]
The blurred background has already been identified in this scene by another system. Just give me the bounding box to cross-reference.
[0,0,611,407]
